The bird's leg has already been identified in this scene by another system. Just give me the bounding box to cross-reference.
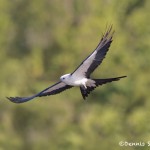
[83,83,87,89]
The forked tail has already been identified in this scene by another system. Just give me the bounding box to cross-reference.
[80,76,127,99]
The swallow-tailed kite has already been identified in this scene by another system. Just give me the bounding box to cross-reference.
[7,26,126,103]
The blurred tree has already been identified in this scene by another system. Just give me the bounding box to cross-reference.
[0,0,150,149]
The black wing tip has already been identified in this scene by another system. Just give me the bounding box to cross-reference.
[104,24,115,37]
[6,96,26,103]
[100,25,115,46]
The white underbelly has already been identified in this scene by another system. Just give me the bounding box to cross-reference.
[64,77,88,86]
[73,78,88,86]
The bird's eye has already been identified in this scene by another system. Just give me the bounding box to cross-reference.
[63,77,65,80]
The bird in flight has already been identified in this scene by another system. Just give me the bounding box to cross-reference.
[7,26,126,103]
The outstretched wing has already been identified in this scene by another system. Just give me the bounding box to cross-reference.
[7,81,72,103]
[71,26,114,78]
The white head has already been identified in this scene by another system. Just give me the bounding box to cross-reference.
[60,73,71,82]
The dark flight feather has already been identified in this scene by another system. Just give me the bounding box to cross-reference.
[80,76,126,99]
[7,82,72,103]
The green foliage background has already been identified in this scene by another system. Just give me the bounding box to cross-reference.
[0,0,150,149]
